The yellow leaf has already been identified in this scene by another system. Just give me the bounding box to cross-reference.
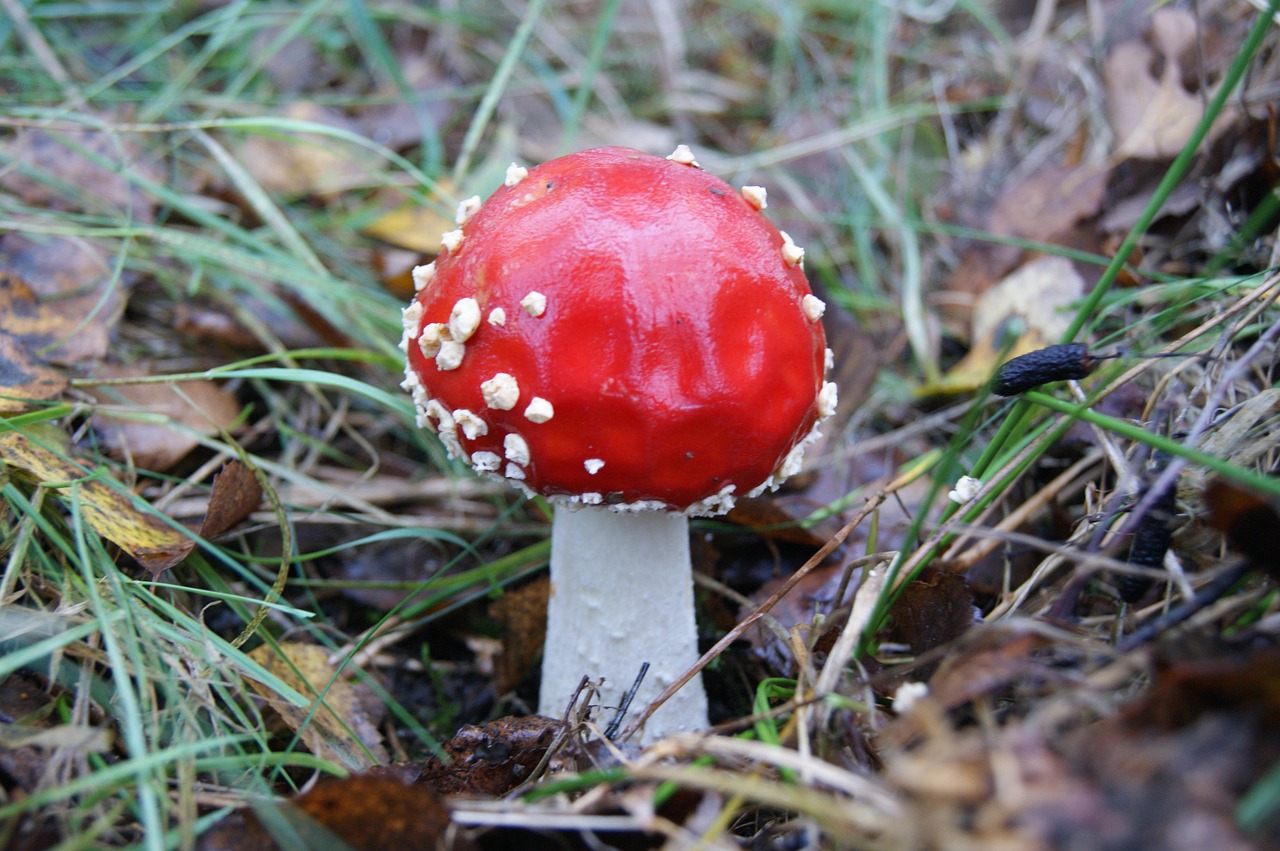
[247,642,388,770]
[0,425,194,574]
[361,203,455,254]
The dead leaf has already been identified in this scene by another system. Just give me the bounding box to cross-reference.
[86,364,243,473]
[987,163,1109,245]
[0,332,68,413]
[246,642,388,770]
[489,579,549,695]
[413,715,565,797]
[1203,477,1280,581]
[1105,8,1229,160]
[0,424,195,574]
[235,102,382,197]
[0,126,157,223]
[926,255,1086,395]
[885,568,978,662]
[0,236,124,364]
[199,461,263,539]
[195,774,459,851]
[361,201,456,255]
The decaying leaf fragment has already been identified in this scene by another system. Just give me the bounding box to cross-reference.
[246,642,388,770]
[0,332,67,413]
[0,424,195,574]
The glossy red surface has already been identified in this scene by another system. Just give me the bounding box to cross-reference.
[405,146,827,510]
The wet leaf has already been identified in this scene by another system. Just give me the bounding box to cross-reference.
[0,331,68,413]
[246,642,389,770]
[86,364,243,473]
[196,774,458,851]
[0,424,195,574]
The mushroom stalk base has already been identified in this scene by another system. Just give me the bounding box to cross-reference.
[539,507,709,744]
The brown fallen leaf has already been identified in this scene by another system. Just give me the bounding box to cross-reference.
[0,424,195,574]
[246,642,389,771]
[195,774,460,851]
[0,331,67,413]
[1105,8,1231,160]
[199,460,263,539]
[489,578,549,695]
[86,364,243,473]
[0,235,125,364]
[413,715,565,797]
[235,102,382,198]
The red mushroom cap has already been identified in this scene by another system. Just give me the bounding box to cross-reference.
[401,146,835,513]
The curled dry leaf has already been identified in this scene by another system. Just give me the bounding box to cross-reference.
[0,424,195,575]
[412,715,566,797]
[246,642,389,770]
[199,460,263,539]
[86,363,243,473]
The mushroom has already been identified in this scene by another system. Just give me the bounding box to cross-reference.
[400,146,836,743]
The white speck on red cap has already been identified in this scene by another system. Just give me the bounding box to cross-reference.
[505,463,526,480]
[524,397,554,423]
[412,262,436,292]
[449,298,481,342]
[435,339,465,371]
[488,307,506,327]
[666,145,700,167]
[504,163,529,187]
[584,458,604,475]
[441,229,464,253]
[471,451,502,473]
[481,373,519,410]
[455,196,482,225]
[802,294,826,322]
[418,322,445,358]
[780,231,804,267]
[741,186,767,210]
[452,408,488,440]
[520,291,547,317]
[504,433,530,466]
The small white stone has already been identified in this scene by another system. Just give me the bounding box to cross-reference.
[418,322,445,358]
[818,381,838,418]
[802,294,826,322]
[452,408,489,441]
[481,373,520,410]
[524,397,554,423]
[411,262,437,292]
[780,231,805,267]
[584,458,605,475]
[948,475,983,505]
[520,291,547,318]
[488,307,506,327]
[441,228,464,253]
[505,463,526,481]
[504,163,529,187]
[741,186,767,210]
[435,339,466,371]
[449,297,481,342]
[666,144,700,167]
[455,195,482,225]
[471,451,502,473]
[893,681,930,714]
[504,433,530,466]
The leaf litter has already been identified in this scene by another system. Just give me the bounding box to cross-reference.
[2,1,1280,849]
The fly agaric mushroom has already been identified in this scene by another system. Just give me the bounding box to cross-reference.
[400,146,836,743]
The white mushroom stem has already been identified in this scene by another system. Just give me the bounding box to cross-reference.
[539,507,709,744]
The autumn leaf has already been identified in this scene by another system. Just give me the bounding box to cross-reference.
[0,332,67,413]
[246,642,388,770]
[0,424,195,574]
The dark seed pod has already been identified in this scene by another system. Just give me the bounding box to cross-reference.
[1116,480,1179,603]
[993,343,1096,396]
